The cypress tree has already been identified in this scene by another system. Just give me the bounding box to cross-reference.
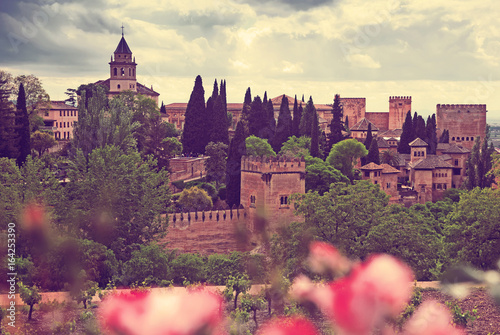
[414,115,426,141]
[328,94,345,152]
[226,120,248,207]
[292,95,301,137]
[299,96,316,137]
[263,91,267,104]
[210,95,229,145]
[366,138,380,165]
[272,95,292,153]
[16,83,31,166]
[364,123,373,150]
[0,74,19,159]
[310,110,319,158]
[261,96,276,141]
[439,129,449,143]
[211,79,218,101]
[398,111,413,154]
[345,116,349,130]
[182,75,206,155]
[159,101,166,115]
[248,96,267,138]
[205,96,215,143]
[241,87,252,121]
[425,114,438,154]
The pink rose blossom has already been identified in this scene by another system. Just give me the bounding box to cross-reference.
[257,316,320,335]
[403,300,466,335]
[308,241,351,275]
[100,289,225,335]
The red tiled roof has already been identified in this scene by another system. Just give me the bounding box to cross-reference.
[380,163,400,174]
[409,138,428,147]
[360,162,383,170]
[50,101,77,110]
[351,118,379,131]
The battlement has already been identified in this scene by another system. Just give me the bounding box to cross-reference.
[241,155,305,174]
[339,97,366,101]
[389,96,412,101]
[436,104,487,113]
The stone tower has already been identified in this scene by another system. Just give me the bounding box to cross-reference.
[436,104,486,150]
[240,156,305,230]
[109,27,137,94]
[388,96,411,130]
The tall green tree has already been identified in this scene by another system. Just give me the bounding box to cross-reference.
[226,120,248,207]
[210,95,230,145]
[414,115,426,141]
[327,139,368,181]
[327,94,345,152]
[60,145,170,261]
[182,75,206,155]
[261,94,276,141]
[365,138,380,165]
[248,96,267,138]
[16,83,31,166]
[245,135,276,157]
[445,188,500,270]
[240,87,252,121]
[299,96,316,137]
[439,129,449,143]
[279,136,310,158]
[310,110,319,158]
[305,156,349,195]
[205,141,228,188]
[465,129,495,189]
[425,114,438,155]
[271,95,292,153]
[291,180,389,257]
[0,72,18,159]
[73,84,139,157]
[398,111,414,154]
[292,96,301,137]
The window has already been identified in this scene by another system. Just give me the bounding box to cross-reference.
[114,68,117,76]
[280,196,288,206]
[364,171,370,177]
[374,180,378,184]
[63,110,66,116]
[454,159,458,166]
[471,137,474,141]
[129,68,131,76]
[250,195,256,208]
[443,184,447,190]
[437,184,442,190]
[452,137,455,141]
[386,183,391,189]
[462,137,464,141]
[414,151,417,157]
[121,68,125,76]
[117,84,121,89]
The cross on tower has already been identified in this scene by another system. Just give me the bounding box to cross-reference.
[121,24,124,36]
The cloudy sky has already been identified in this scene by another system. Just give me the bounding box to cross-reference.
[1,0,500,121]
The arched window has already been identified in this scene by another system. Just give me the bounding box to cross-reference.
[129,68,131,76]
[121,68,125,76]
[114,68,117,76]
[452,137,455,141]
[117,84,121,89]
[132,69,135,76]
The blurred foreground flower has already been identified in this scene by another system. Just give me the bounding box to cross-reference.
[403,301,466,335]
[294,243,414,335]
[257,316,320,335]
[100,289,225,335]
[308,241,350,276]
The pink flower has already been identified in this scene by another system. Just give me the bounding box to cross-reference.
[100,289,225,335]
[257,316,320,335]
[403,301,466,335]
[297,254,414,335]
[308,241,350,275]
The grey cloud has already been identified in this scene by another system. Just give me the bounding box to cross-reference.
[235,0,333,11]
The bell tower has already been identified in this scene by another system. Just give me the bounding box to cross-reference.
[109,26,137,93]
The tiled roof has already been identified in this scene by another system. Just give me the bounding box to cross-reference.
[440,154,452,161]
[360,162,383,170]
[442,143,470,154]
[380,163,400,174]
[412,155,453,170]
[136,82,159,96]
[376,137,389,148]
[50,101,77,110]
[378,129,403,138]
[409,138,428,147]
[270,95,296,106]
[114,36,132,54]
[393,153,410,167]
[351,118,379,131]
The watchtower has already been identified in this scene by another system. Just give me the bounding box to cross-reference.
[388,96,411,130]
[240,156,305,230]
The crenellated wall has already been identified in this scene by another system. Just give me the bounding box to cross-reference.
[388,96,411,130]
[340,97,366,127]
[162,208,250,254]
[436,104,487,149]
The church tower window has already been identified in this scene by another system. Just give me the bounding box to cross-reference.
[114,68,117,76]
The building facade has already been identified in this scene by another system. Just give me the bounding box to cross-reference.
[40,101,78,140]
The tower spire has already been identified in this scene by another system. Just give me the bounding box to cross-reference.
[121,24,124,36]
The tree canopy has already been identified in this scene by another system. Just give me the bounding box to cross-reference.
[246,135,276,158]
[326,139,368,181]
